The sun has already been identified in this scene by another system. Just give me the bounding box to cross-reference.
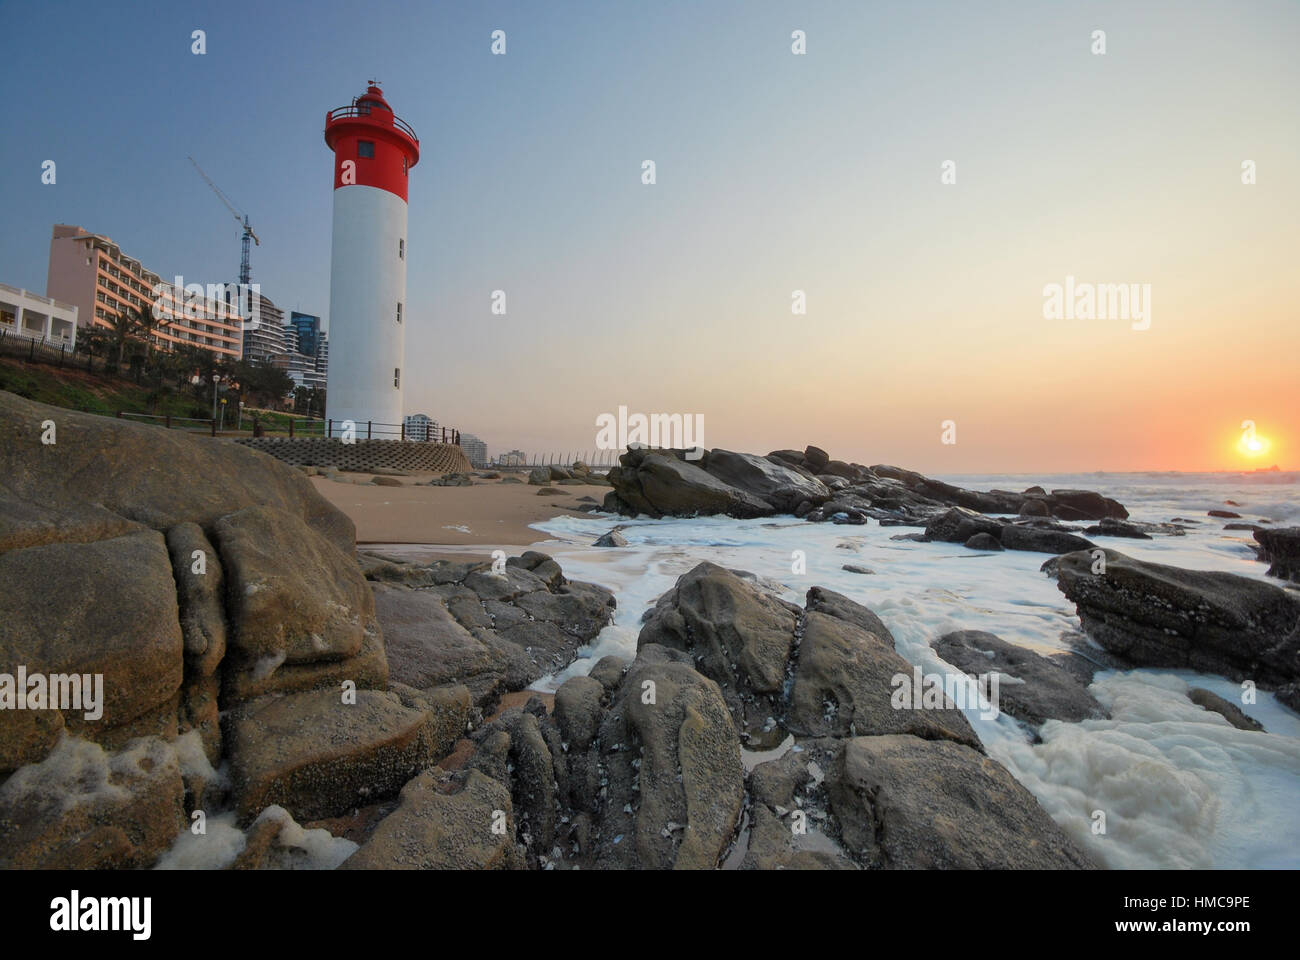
[1236,432,1272,459]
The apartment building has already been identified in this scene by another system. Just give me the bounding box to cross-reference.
[46,224,244,360]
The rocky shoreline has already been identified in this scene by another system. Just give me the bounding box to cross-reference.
[2,390,1296,870]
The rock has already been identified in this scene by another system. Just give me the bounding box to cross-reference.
[430,473,473,487]
[1188,688,1264,731]
[1050,549,1300,688]
[803,446,830,473]
[371,476,403,486]
[933,630,1106,726]
[0,390,354,556]
[536,487,564,496]
[607,450,775,518]
[373,584,509,707]
[594,529,628,547]
[1044,489,1128,521]
[964,532,1004,551]
[214,505,377,668]
[638,562,797,731]
[790,612,981,749]
[571,461,590,475]
[591,646,743,869]
[1224,522,1264,532]
[340,767,523,869]
[0,530,184,771]
[1000,524,1094,554]
[924,507,1003,543]
[1208,509,1241,519]
[0,735,186,869]
[165,523,227,678]
[527,467,551,485]
[1255,528,1300,583]
[1083,517,1153,539]
[548,465,572,481]
[501,476,523,484]
[225,688,461,822]
[587,655,628,692]
[827,735,1094,869]
[804,585,897,649]
[553,676,605,750]
[1019,499,1051,517]
[842,564,876,575]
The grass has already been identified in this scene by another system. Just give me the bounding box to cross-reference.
[0,357,323,435]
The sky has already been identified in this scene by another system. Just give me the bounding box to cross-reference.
[1,0,1297,472]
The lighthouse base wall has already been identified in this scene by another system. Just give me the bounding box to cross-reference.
[234,437,472,474]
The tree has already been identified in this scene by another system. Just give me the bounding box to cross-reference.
[128,301,172,363]
[102,309,141,368]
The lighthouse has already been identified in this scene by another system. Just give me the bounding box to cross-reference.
[323,83,419,433]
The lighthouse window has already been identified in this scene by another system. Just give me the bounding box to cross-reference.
[394,367,400,388]
[357,140,375,159]
[402,156,408,175]
[396,302,403,323]
[398,238,404,260]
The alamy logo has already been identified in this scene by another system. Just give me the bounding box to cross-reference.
[0,667,103,721]
[1043,275,1151,330]
[890,666,1001,721]
[50,891,151,940]
[150,276,261,330]
[595,405,704,459]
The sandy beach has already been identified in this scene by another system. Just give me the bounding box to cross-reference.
[310,473,613,546]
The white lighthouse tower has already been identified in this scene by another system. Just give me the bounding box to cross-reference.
[323,83,419,434]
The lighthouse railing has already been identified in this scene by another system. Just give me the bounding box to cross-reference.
[322,419,460,445]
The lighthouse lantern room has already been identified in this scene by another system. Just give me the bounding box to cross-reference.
[323,83,419,433]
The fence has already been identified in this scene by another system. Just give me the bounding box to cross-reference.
[0,327,88,369]
[117,410,217,435]
[324,420,460,444]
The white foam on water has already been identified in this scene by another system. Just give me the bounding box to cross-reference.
[510,471,1300,869]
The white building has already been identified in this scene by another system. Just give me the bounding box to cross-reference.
[403,412,439,441]
[0,283,78,349]
[460,433,487,466]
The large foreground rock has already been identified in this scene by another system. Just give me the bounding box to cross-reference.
[0,735,187,869]
[0,530,184,771]
[1050,549,1300,688]
[340,767,523,869]
[828,735,1094,869]
[225,687,468,822]
[0,390,354,555]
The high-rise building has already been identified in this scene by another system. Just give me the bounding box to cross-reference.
[459,433,487,466]
[402,412,439,441]
[47,224,243,360]
[289,312,322,358]
[237,290,285,363]
[323,83,419,429]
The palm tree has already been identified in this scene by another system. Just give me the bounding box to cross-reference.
[103,309,141,369]
[129,301,172,364]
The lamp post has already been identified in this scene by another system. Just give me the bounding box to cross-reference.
[211,373,219,421]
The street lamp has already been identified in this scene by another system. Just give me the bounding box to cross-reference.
[211,373,219,421]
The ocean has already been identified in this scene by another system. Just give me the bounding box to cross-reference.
[498,471,1300,870]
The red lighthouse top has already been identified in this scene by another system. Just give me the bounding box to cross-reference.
[324,83,420,201]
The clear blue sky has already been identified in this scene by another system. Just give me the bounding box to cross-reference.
[2,0,1297,470]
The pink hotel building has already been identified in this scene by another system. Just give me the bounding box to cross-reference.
[47,224,244,361]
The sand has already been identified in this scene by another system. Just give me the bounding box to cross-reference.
[310,473,613,546]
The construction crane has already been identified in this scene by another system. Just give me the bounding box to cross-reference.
[188,156,260,285]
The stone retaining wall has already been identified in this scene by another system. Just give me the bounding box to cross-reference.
[233,437,472,473]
